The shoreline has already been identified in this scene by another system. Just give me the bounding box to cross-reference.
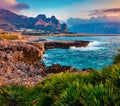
[51,33,120,37]
[0,33,119,86]
[0,35,91,86]
[22,33,120,41]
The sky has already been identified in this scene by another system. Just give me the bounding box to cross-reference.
[0,0,120,21]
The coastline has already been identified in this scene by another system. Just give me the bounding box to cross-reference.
[51,33,120,37]
[0,35,90,86]
[19,33,120,42]
[0,33,120,86]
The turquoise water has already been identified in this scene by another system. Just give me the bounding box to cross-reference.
[42,36,120,70]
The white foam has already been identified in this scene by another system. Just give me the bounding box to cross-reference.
[70,46,104,51]
[70,41,105,51]
[89,41,101,46]
[43,54,49,58]
[42,54,50,65]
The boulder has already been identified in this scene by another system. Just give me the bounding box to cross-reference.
[44,64,78,76]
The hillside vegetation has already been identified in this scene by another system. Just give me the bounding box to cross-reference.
[0,51,120,106]
[0,31,23,41]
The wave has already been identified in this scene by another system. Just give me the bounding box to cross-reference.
[89,41,101,46]
[70,46,104,51]
[43,54,49,58]
[70,41,105,51]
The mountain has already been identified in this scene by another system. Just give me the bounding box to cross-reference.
[69,23,120,34]
[0,8,68,33]
[0,8,26,30]
[67,17,120,34]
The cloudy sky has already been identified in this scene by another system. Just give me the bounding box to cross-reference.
[1,0,120,21]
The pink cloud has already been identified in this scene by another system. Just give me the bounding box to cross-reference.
[89,8,120,17]
[0,0,29,12]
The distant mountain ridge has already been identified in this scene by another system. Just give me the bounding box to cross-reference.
[68,17,120,34]
[69,22,120,34]
[0,8,68,33]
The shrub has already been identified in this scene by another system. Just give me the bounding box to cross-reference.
[0,85,28,106]
[114,50,120,64]
[82,83,119,106]
[0,50,120,105]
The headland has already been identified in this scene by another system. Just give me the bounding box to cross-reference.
[0,31,90,86]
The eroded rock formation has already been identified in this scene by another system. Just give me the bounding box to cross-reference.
[0,40,90,86]
[0,41,45,86]
[43,40,89,49]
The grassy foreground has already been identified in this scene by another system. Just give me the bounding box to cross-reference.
[0,54,120,106]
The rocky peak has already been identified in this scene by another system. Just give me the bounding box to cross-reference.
[36,19,48,26]
[50,16,59,24]
[50,16,56,20]
[61,23,68,33]
[36,14,47,21]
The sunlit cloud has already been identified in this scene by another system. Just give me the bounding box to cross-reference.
[89,8,120,17]
[0,0,29,12]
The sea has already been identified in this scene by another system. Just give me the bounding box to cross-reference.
[42,36,120,70]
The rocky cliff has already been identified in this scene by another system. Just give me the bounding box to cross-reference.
[0,39,90,86]
[0,41,45,86]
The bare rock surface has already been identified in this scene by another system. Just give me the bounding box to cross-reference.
[43,40,89,49]
[0,41,45,86]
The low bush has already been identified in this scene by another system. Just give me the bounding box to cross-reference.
[0,31,23,41]
[114,50,120,64]
[0,52,120,106]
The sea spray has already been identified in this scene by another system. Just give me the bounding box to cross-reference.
[70,41,105,51]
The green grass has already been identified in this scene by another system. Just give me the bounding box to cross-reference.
[0,53,120,106]
[114,50,120,64]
